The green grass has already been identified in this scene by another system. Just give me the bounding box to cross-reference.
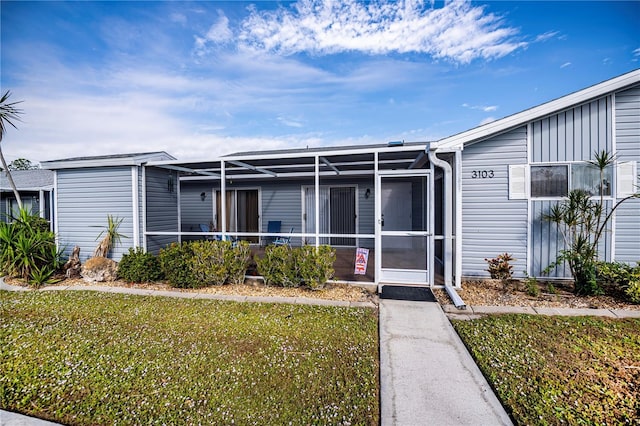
[452,314,640,425]
[1,291,379,425]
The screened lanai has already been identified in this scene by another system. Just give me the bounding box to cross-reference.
[143,142,449,286]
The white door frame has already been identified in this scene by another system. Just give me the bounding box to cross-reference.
[375,169,433,285]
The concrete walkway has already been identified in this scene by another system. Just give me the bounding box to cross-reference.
[380,299,513,425]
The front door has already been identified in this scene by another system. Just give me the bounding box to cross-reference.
[377,171,432,284]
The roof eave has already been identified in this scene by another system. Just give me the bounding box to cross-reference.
[431,68,640,151]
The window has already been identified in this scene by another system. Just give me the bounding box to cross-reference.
[531,165,568,197]
[571,163,612,196]
[529,163,614,198]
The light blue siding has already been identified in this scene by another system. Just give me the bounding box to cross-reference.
[461,127,528,278]
[532,97,613,162]
[56,167,134,261]
[145,167,179,253]
[529,95,616,277]
[614,85,640,263]
[180,182,214,233]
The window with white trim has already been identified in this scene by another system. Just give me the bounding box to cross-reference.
[530,165,568,197]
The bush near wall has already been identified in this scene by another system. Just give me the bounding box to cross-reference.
[117,247,164,283]
[256,245,336,290]
[158,240,252,288]
[0,208,61,286]
[595,261,640,304]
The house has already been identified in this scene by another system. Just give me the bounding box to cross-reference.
[0,169,54,227]
[41,69,640,290]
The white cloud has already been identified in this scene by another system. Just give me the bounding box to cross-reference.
[560,62,571,69]
[462,103,497,112]
[196,0,526,64]
[633,47,640,57]
[194,11,233,55]
[534,31,559,42]
[479,116,496,125]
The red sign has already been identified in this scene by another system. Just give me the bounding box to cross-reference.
[354,248,369,275]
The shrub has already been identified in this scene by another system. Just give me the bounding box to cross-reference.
[257,245,336,289]
[159,242,197,288]
[595,261,640,304]
[225,241,251,285]
[256,245,297,287]
[485,253,515,281]
[189,240,229,286]
[118,247,164,283]
[295,245,336,290]
[0,207,61,287]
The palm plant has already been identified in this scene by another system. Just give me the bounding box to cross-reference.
[0,90,24,209]
[545,150,639,295]
[93,215,127,258]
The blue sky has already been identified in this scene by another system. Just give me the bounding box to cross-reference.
[1,0,639,163]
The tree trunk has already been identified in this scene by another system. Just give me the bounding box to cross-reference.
[0,147,22,210]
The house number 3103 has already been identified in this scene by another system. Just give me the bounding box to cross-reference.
[471,170,494,179]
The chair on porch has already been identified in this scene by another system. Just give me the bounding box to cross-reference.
[273,227,294,247]
[263,220,281,246]
[199,223,215,240]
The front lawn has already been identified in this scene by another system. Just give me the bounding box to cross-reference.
[452,314,640,425]
[1,291,379,425]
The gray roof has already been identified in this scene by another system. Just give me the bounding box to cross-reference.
[0,169,54,191]
[225,141,430,158]
[41,151,176,170]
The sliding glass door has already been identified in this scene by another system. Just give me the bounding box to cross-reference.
[215,189,260,243]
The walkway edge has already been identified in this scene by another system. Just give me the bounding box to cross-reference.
[442,304,640,318]
[0,277,377,309]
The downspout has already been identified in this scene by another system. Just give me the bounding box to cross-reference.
[428,146,466,309]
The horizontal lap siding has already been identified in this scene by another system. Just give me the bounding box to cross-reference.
[461,127,528,278]
[56,167,134,262]
[261,181,304,246]
[614,85,640,263]
[145,167,179,253]
[180,182,214,232]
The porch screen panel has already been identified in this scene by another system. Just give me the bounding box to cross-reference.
[330,187,355,246]
[304,187,330,244]
[215,191,237,232]
[237,190,259,243]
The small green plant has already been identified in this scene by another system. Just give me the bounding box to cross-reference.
[522,272,540,297]
[118,247,164,283]
[93,215,127,258]
[158,242,196,288]
[485,253,516,289]
[546,282,558,295]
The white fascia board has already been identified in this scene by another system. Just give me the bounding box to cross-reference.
[433,69,640,151]
[42,152,175,170]
[223,144,428,162]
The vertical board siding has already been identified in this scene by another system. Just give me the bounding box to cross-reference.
[461,127,528,278]
[532,97,612,162]
[614,85,640,263]
[530,95,614,278]
[145,167,179,253]
[56,167,134,261]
